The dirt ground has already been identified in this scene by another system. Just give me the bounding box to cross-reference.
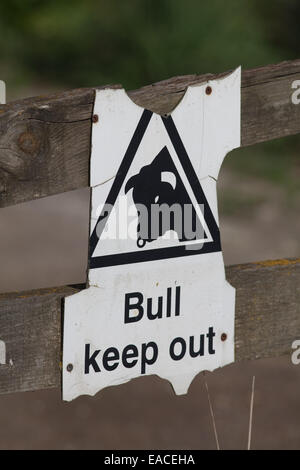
[0,166,299,449]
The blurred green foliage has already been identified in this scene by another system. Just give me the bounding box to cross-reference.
[0,0,299,192]
[0,0,289,89]
[228,136,300,198]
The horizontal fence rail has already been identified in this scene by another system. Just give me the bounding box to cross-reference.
[0,59,300,208]
[0,259,299,395]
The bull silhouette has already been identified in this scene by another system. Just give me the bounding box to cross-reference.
[125,146,201,248]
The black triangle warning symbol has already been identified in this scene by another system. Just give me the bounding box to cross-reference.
[89,109,221,269]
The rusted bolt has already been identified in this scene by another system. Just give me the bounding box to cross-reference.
[92,114,99,123]
[205,86,212,95]
[221,333,227,342]
[66,363,73,372]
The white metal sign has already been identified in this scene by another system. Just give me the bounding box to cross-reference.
[63,68,241,401]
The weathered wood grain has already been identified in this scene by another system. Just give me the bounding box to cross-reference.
[0,88,95,208]
[0,286,76,394]
[227,258,300,362]
[0,259,299,395]
[0,59,300,208]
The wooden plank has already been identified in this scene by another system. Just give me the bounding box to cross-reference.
[0,88,95,208]
[0,286,76,395]
[1,59,300,208]
[228,258,300,362]
[0,258,299,395]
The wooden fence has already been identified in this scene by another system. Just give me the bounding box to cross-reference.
[0,59,300,395]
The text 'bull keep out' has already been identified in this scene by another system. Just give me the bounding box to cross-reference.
[84,285,216,376]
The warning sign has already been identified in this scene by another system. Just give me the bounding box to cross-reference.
[89,109,221,269]
[63,67,241,401]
